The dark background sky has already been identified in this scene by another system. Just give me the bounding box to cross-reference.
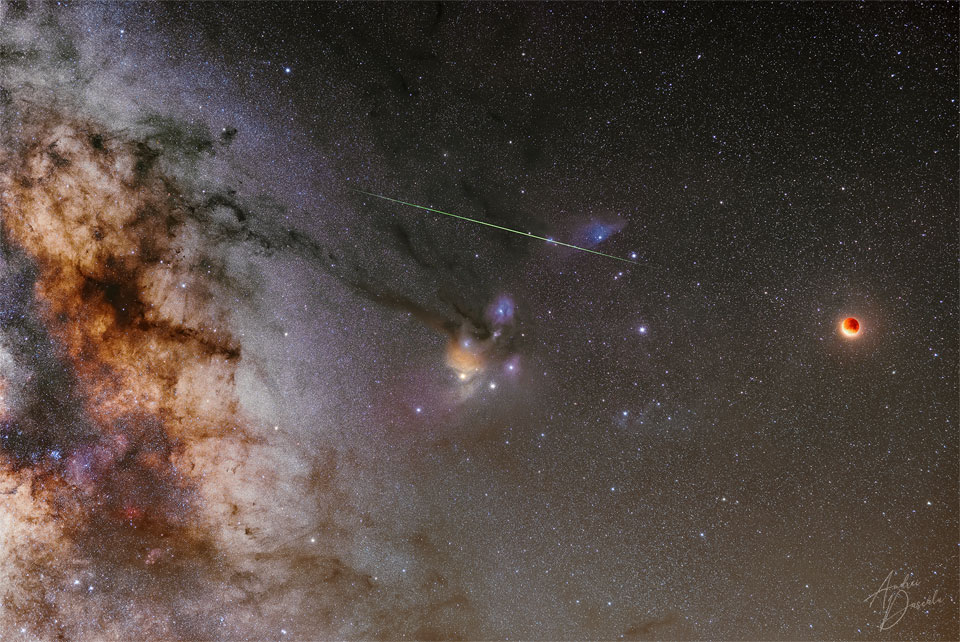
[0,2,956,640]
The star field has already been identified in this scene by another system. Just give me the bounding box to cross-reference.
[0,2,956,640]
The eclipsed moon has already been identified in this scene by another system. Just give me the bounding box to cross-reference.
[841,317,861,337]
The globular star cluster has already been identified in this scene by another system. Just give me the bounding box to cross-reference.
[0,2,957,641]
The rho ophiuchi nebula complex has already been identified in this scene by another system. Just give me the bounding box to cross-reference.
[0,2,957,641]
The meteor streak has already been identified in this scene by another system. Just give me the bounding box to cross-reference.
[351,189,638,264]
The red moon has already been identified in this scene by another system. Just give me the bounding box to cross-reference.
[841,317,861,337]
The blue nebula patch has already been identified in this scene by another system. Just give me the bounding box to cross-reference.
[486,295,515,326]
[579,220,626,247]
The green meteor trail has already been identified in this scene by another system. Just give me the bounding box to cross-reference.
[351,188,638,265]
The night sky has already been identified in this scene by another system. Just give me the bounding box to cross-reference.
[0,2,957,640]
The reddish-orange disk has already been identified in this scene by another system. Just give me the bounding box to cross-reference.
[841,317,861,337]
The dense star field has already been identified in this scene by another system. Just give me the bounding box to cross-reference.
[0,2,956,640]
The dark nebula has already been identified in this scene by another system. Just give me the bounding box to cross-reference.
[0,2,956,640]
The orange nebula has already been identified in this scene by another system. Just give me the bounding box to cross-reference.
[446,337,486,381]
[840,317,861,337]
